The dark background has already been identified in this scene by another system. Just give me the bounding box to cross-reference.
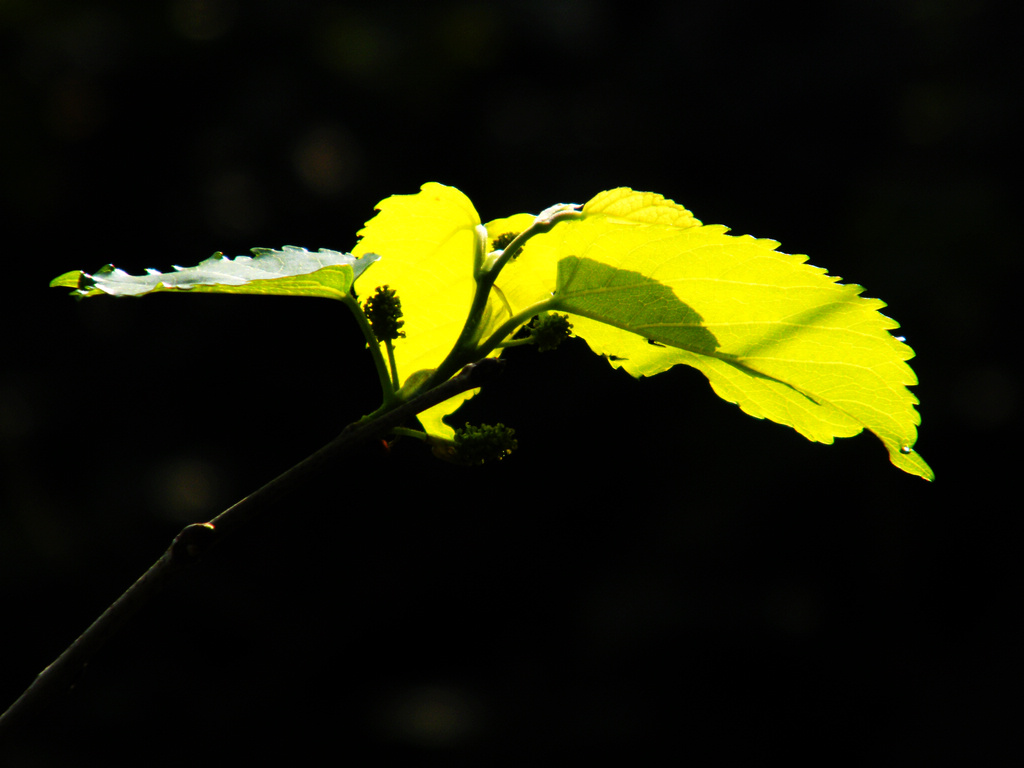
[1,0,1020,764]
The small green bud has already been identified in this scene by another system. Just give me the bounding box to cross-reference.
[363,285,405,342]
[490,231,520,251]
[529,312,573,352]
[447,422,517,465]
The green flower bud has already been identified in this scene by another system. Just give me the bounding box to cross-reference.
[363,285,405,342]
[490,231,521,252]
[530,312,572,352]
[450,422,517,465]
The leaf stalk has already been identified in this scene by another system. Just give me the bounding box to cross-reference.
[418,206,582,390]
[344,294,399,406]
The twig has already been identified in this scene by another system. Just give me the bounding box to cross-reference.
[0,358,504,737]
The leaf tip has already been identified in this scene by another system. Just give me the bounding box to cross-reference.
[49,270,83,289]
[892,444,934,481]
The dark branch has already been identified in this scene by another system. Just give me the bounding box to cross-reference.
[0,358,504,736]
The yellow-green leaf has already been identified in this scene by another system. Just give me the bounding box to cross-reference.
[492,189,931,480]
[352,183,510,437]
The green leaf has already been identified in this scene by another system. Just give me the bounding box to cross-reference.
[50,246,379,301]
[51,181,930,479]
[490,189,932,480]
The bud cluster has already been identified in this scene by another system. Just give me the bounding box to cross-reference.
[363,285,405,342]
[452,422,518,465]
[490,231,521,252]
[530,313,573,352]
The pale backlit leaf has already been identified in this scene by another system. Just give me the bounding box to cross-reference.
[50,247,377,301]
